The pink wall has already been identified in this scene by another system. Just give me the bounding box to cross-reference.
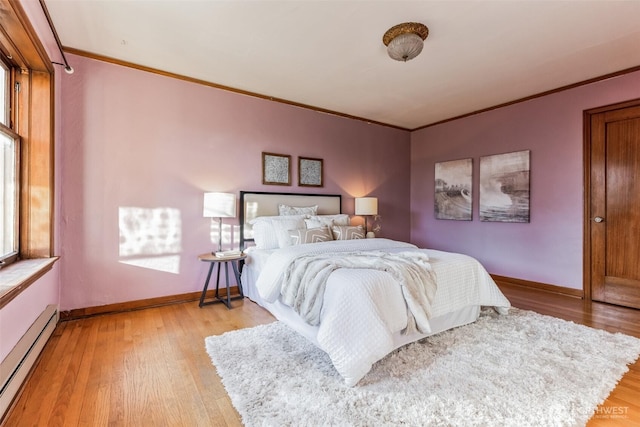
[13,0,640,315]
[411,70,640,289]
[0,265,59,362]
[58,54,410,311]
[0,1,63,364]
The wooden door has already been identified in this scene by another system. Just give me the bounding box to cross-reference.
[587,100,640,308]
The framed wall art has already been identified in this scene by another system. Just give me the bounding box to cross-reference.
[298,157,323,187]
[479,150,530,222]
[262,152,291,186]
[434,158,473,220]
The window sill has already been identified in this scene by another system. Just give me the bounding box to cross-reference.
[0,257,59,310]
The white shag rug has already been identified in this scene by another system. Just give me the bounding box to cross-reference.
[205,308,640,427]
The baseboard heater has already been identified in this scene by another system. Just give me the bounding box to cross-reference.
[0,304,58,419]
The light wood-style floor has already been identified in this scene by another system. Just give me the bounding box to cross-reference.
[3,284,640,426]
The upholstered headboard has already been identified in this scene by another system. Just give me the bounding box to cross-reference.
[239,191,342,250]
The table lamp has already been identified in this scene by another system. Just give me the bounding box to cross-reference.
[355,197,378,236]
[203,192,237,253]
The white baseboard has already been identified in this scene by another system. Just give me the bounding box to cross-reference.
[0,304,58,419]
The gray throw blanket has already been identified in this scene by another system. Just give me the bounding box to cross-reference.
[280,250,437,334]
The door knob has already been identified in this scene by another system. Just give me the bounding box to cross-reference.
[594,216,604,223]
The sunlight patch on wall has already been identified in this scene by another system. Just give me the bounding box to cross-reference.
[118,207,182,274]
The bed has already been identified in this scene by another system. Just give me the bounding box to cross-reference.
[239,191,511,386]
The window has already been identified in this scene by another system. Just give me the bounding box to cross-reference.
[0,0,54,274]
[0,59,19,267]
[0,60,8,125]
[1,127,19,264]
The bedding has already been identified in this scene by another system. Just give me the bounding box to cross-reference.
[330,224,364,240]
[249,214,307,249]
[279,249,436,331]
[304,214,350,228]
[288,226,333,245]
[243,238,511,386]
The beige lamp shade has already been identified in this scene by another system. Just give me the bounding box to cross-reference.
[355,197,378,216]
[203,192,237,253]
[203,192,236,218]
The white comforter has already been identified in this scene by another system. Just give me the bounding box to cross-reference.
[252,238,511,386]
[279,250,437,334]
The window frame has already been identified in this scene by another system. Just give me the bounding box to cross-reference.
[0,0,56,305]
[0,58,9,126]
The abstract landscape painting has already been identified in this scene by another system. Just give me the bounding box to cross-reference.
[479,150,530,222]
[435,158,472,220]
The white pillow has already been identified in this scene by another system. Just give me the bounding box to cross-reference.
[250,215,307,249]
[305,214,350,228]
[288,226,333,245]
[331,225,365,240]
[304,218,329,229]
[278,204,318,216]
[250,221,279,249]
[273,219,305,248]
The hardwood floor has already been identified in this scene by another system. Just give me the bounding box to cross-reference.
[3,284,640,426]
[2,300,275,427]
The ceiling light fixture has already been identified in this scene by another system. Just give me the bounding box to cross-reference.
[382,22,429,62]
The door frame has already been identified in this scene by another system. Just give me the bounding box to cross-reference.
[583,98,640,301]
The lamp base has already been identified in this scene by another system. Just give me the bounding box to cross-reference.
[217,217,223,253]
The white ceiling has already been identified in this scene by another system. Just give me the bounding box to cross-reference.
[44,0,640,130]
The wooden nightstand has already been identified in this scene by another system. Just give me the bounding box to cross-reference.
[198,253,247,309]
